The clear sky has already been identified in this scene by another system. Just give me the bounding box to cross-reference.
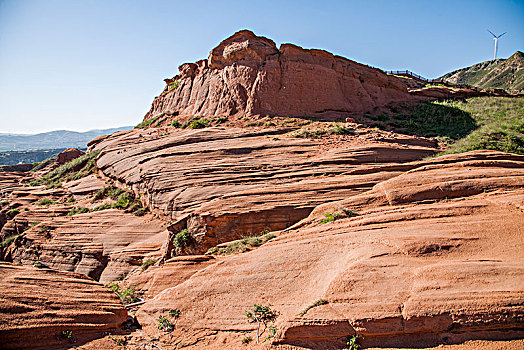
[1,0,523,134]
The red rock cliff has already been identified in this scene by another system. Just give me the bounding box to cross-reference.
[144,30,413,121]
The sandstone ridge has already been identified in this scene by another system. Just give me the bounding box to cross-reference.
[144,30,413,121]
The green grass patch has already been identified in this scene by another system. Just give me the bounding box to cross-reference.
[29,151,99,187]
[381,97,523,155]
[438,97,524,155]
[299,299,329,316]
[321,208,359,224]
[37,198,54,206]
[205,232,277,255]
[0,234,18,248]
[67,207,90,216]
[141,258,156,271]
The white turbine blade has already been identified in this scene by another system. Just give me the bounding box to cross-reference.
[487,29,496,37]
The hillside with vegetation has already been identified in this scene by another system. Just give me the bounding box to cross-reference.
[439,51,524,93]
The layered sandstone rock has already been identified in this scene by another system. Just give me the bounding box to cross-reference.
[144,30,413,121]
[134,151,524,349]
[6,209,168,283]
[90,127,438,254]
[0,262,127,349]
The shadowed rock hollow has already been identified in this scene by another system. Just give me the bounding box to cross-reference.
[144,30,414,121]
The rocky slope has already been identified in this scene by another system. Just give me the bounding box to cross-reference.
[133,150,524,349]
[144,30,415,123]
[0,262,127,349]
[440,51,524,93]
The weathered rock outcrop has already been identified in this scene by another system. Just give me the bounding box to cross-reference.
[0,262,127,349]
[90,127,438,254]
[144,30,413,121]
[56,148,84,165]
[134,151,524,349]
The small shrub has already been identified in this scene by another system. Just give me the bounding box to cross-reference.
[330,123,355,135]
[173,229,190,249]
[141,258,155,271]
[188,118,209,129]
[345,334,364,350]
[58,330,74,343]
[292,129,326,138]
[93,203,112,211]
[106,282,140,305]
[37,198,54,206]
[206,232,276,255]
[31,151,99,186]
[6,208,20,218]
[241,336,252,344]
[157,315,174,332]
[171,120,181,128]
[205,246,219,255]
[67,197,75,203]
[113,192,132,210]
[169,309,181,319]
[39,225,48,233]
[109,336,126,346]
[245,304,279,344]
[299,299,329,316]
[321,209,358,224]
[0,235,18,248]
[67,207,90,216]
[33,260,48,268]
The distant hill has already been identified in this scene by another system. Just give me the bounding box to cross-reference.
[439,51,524,93]
[0,127,132,152]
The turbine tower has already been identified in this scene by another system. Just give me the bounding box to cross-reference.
[488,30,507,59]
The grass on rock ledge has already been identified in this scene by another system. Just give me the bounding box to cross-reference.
[377,97,523,155]
[205,232,277,255]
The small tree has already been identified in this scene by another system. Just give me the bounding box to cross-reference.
[245,304,279,344]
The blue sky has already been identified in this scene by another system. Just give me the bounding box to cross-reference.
[1,0,523,134]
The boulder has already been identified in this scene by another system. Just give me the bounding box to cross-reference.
[56,148,85,165]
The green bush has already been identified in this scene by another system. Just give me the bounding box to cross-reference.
[141,258,155,271]
[321,208,358,224]
[241,336,252,344]
[245,304,279,344]
[173,229,190,249]
[37,198,54,206]
[67,207,90,216]
[106,282,140,305]
[93,203,112,211]
[188,118,209,129]
[113,192,132,210]
[346,334,364,350]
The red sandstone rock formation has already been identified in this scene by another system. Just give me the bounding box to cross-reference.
[0,262,127,349]
[56,148,85,165]
[134,151,524,349]
[144,30,413,121]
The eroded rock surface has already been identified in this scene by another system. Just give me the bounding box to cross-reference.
[6,209,168,283]
[0,262,127,350]
[134,151,524,349]
[90,127,437,254]
[144,30,414,121]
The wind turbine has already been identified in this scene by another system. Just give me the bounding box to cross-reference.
[488,30,507,59]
